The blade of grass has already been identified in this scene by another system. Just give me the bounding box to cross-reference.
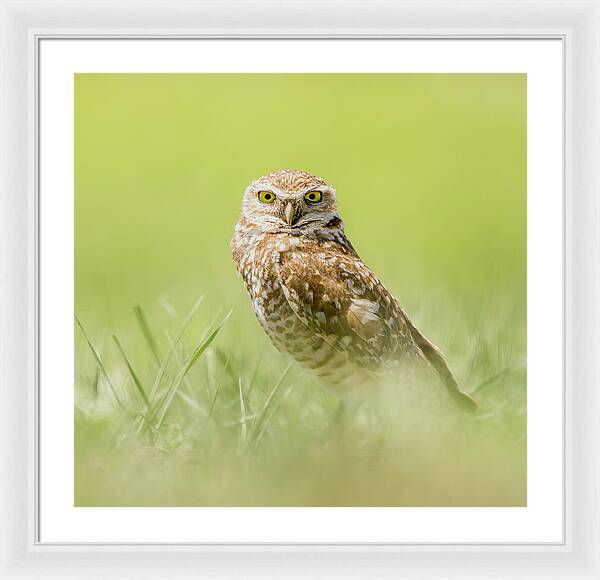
[244,343,267,399]
[208,354,230,418]
[112,334,149,406]
[136,388,171,435]
[472,363,525,395]
[75,315,127,411]
[159,296,178,318]
[245,362,292,450]
[147,295,204,404]
[91,367,99,399]
[200,308,224,343]
[166,330,208,418]
[238,377,248,451]
[251,383,295,451]
[133,304,162,367]
[176,390,207,415]
[165,329,196,398]
[152,310,232,439]
[143,309,211,428]
[222,414,257,428]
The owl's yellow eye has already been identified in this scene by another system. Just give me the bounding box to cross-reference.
[258,191,276,204]
[304,190,322,203]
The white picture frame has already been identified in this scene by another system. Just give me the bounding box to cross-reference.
[1,0,598,578]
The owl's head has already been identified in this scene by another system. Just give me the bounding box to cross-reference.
[239,169,341,233]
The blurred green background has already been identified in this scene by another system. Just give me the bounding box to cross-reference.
[75,74,526,507]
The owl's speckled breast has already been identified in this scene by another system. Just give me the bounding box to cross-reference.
[233,230,356,384]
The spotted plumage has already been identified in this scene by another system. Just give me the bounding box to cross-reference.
[231,169,476,411]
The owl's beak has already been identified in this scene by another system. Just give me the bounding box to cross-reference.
[284,202,296,226]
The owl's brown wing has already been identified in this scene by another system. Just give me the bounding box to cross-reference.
[274,245,417,368]
[275,242,477,411]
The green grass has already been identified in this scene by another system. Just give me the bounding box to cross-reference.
[75,292,526,507]
[74,73,526,506]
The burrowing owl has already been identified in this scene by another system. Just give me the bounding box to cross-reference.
[231,169,476,412]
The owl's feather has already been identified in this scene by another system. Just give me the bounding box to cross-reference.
[347,299,384,341]
[274,238,417,369]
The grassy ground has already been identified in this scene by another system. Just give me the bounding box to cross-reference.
[74,289,526,506]
[74,73,526,506]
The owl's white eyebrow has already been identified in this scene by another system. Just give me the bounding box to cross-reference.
[254,185,283,196]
